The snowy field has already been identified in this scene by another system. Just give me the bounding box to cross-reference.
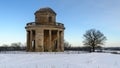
[0,51,120,68]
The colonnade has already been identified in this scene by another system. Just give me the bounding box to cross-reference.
[26,29,64,52]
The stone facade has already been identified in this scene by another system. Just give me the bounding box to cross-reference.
[25,7,65,52]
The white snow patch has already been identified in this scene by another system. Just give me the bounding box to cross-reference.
[0,52,120,68]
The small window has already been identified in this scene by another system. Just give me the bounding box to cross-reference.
[49,16,52,22]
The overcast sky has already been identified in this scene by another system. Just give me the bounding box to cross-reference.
[0,0,120,47]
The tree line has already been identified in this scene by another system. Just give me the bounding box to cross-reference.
[0,42,26,51]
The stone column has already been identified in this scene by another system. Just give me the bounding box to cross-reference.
[48,30,52,52]
[26,31,30,51]
[57,30,60,51]
[61,31,64,51]
[29,30,33,51]
[35,29,44,52]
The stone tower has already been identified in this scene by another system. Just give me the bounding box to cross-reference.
[25,7,65,52]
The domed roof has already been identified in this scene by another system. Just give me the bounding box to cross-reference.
[35,7,56,15]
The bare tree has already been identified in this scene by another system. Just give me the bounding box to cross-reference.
[11,42,21,48]
[64,40,71,49]
[83,29,107,52]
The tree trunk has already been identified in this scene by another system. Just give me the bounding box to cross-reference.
[92,46,95,52]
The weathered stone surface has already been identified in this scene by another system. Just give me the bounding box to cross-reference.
[25,7,65,52]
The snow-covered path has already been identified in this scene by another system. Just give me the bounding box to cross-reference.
[0,52,120,68]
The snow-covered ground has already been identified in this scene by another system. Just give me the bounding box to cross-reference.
[0,51,120,68]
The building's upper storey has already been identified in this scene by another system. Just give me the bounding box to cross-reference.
[26,7,64,29]
[35,7,56,25]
